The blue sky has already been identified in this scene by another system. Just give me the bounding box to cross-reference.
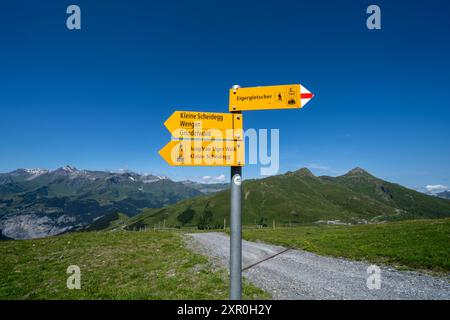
[0,0,449,190]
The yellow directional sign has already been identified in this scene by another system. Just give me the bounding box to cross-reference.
[164,111,243,140]
[159,140,244,166]
[229,84,314,111]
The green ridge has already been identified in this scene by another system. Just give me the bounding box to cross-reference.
[125,168,450,230]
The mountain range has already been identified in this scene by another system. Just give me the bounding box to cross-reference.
[0,166,226,239]
[125,167,450,230]
[437,190,450,200]
[2,166,450,239]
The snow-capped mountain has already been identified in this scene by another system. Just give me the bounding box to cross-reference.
[9,168,49,180]
[0,166,205,239]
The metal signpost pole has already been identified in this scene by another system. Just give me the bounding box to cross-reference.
[229,84,242,300]
[230,164,242,300]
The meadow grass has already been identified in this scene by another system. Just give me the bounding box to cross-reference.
[0,231,269,299]
[243,218,450,274]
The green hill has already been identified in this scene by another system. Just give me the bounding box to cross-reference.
[330,167,450,220]
[83,212,130,231]
[125,168,450,230]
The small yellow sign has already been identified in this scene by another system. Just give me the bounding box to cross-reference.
[164,111,243,140]
[229,84,314,111]
[159,140,244,167]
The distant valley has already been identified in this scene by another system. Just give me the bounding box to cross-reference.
[0,166,227,239]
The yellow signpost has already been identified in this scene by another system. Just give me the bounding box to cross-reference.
[229,84,314,111]
[159,83,314,301]
[159,139,244,166]
[164,111,243,140]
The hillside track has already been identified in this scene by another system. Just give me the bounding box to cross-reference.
[188,232,450,300]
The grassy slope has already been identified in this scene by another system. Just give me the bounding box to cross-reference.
[84,212,130,231]
[333,171,450,220]
[125,171,393,229]
[0,231,268,299]
[0,175,204,220]
[126,169,450,230]
[243,218,450,274]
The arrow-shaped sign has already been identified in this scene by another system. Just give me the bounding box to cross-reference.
[159,139,244,166]
[229,84,314,111]
[164,111,243,140]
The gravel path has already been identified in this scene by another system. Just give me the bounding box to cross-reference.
[187,232,450,300]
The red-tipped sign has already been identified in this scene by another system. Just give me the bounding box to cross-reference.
[229,84,314,111]
[300,85,314,107]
